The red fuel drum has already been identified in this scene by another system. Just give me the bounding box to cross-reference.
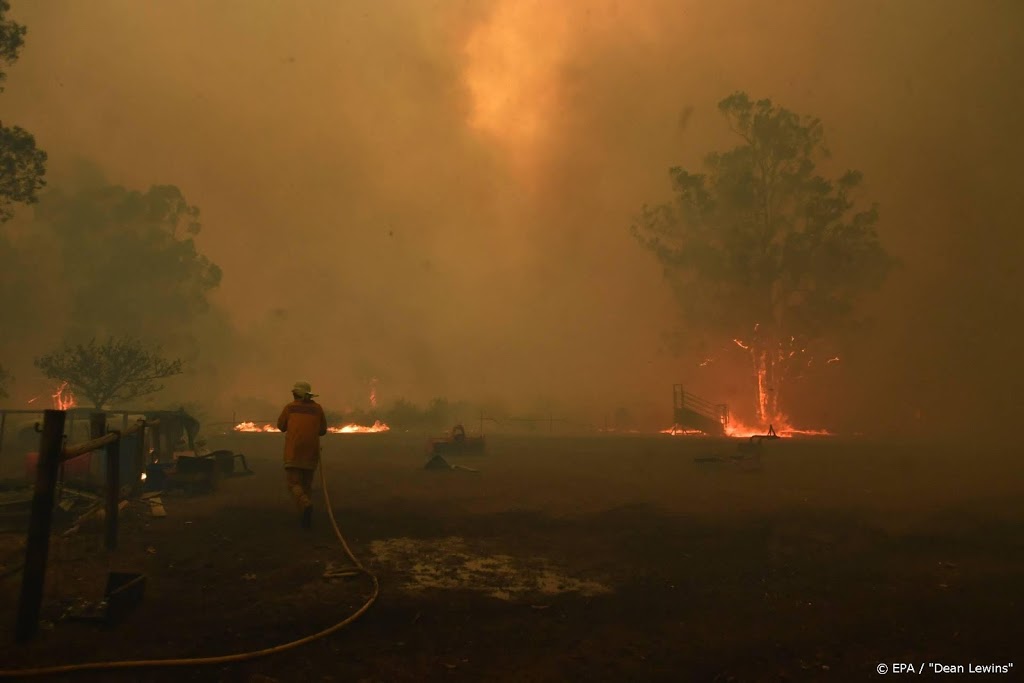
[25,451,93,481]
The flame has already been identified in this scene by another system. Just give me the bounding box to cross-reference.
[659,425,705,436]
[26,396,38,404]
[725,415,831,439]
[233,420,390,434]
[659,416,833,439]
[52,382,76,410]
[234,421,280,432]
[327,420,390,434]
[369,377,378,409]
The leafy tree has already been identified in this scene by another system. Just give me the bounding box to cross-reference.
[382,398,421,428]
[632,92,890,425]
[424,397,451,428]
[34,180,222,344]
[35,336,184,409]
[0,0,47,222]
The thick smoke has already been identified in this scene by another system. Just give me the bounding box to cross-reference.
[2,0,1021,438]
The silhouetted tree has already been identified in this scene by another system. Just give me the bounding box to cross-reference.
[35,336,184,409]
[632,92,890,425]
[34,180,222,343]
[382,398,421,428]
[425,397,451,428]
[0,0,46,222]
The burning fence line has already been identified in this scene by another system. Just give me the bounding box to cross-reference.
[659,426,706,436]
[233,420,390,434]
[660,418,832,438]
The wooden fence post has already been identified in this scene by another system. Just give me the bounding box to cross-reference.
[15,409,67,642]
[89,412,105,482]
[105,431,121,551]
[151,421,162,462]
[135,421,147,493]
[89,412,105,440]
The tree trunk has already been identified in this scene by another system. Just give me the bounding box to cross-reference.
[750,339,783,426]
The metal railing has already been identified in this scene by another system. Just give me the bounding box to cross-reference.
[673,385,729,426]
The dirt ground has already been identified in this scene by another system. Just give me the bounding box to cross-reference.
[0,432,1021,681]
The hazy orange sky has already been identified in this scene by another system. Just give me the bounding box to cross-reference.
[3,0,1022,435]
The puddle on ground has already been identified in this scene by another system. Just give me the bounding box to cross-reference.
[369,536,611,601]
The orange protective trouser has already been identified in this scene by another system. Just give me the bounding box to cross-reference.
[285,467,315,511]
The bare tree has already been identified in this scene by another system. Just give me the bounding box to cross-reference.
[35,337,183,409]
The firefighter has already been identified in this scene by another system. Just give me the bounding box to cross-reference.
[277,381,328,529]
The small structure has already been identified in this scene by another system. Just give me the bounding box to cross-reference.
[428,423,486,456]
[423,424,484,472]
[672,386,729,436]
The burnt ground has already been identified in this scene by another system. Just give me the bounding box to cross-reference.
[0,433,1022,682]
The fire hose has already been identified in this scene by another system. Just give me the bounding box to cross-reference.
[0,453,380,679]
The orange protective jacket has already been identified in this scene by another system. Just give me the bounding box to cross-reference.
[277,399,328,470]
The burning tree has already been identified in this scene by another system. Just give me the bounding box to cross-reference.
[632,92,890,426]
[34,336,184,409]
[0,1,47,223]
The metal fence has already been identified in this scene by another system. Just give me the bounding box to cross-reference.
[13,409,162,642]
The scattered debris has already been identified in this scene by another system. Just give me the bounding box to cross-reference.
[96,500,130,521]
[429,424,486,456]
[63,487,101,501]
[370,536,610,600]
[66,572,146,626]
[424,454,479,472]
[145,496,167,517]
[424,454,452,471]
